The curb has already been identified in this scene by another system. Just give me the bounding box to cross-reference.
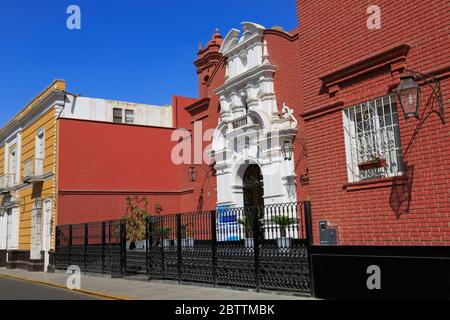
[0,273,129,300]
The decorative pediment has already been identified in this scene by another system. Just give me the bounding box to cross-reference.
[320,43,411,96]
[220,29,240,54]
[241,22,266,39]
[219,22,266,55]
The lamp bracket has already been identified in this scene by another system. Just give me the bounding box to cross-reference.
[403,69,445,123]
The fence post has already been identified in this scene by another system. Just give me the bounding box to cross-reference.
[54,227,60,269]
[145,217,150,278]
[176,214,182,285]
[252,207,261,292]
[303,200,316,297]
[68,225,73,267]
[101,221,106,275]
[84,223,88,272]
[304,201,313,245]
[160,217,165,279]
[120,220,126,277]
[210,211,217,288]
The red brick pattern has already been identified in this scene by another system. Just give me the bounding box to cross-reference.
[296,0,450,245]
[58,2,450,248]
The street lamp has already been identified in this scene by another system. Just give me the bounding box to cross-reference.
[394,74,421,119]
[188,166,197,182]
[282,140,294,161]
[394,69,445,122]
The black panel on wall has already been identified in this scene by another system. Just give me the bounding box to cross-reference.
[310,246,450,300]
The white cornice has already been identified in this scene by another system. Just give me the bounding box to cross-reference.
[220,22,266,56]
[214,63,277,96]
[0,90,65,145]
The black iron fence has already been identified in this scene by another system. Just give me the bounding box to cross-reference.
[53,202,313,294]
[54,220,124,275]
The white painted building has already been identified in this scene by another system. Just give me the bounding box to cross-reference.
[60,95,173,127]
[212,22,298,209]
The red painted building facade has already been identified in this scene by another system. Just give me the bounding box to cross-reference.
[57,0,449,247]
[296,0,450,245]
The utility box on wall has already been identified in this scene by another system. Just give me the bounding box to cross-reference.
[319,221,337,245]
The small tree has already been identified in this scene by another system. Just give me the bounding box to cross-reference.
[156,226,173,239]
[272,215,295,238]
[237,209,264,239]
[237,214,254,238]
[123,196,149,248]
[181,224,191,239]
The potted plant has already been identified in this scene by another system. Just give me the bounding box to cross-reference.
[358,153,387,171]
[237,212,256,248]
[158,226,173,247]
[181,224,194,247]
[123,196,149,250]
[272,215,295,249]
[238,216,253,248]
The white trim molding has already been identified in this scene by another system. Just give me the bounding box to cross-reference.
[212,22,298,209]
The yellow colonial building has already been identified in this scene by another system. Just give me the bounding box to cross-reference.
[0,80,66,271]
[0,80,173,271]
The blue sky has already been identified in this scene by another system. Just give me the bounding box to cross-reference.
[0,0,297,126]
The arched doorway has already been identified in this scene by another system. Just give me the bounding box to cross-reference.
[243,165,264,207]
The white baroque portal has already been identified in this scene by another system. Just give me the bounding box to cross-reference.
[212,22,298,209]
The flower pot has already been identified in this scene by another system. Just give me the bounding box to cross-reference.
[162,239,172,247]
[135,240,146,250]
[358,159,386,171]
[277,237,291,249]
[244,238,254,248]
[181,238,194,247]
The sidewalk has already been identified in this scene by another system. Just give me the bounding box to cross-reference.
[0,268,313,300]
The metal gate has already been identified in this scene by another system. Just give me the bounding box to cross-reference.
[54,220,123,275]
[142,202,312,293]
[53,202,313,294]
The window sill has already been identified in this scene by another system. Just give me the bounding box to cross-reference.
[343,176,408,192]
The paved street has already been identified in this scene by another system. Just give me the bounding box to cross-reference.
[0,275,101,300]
[0,268,313,300]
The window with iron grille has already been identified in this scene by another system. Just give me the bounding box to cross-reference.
[113,108,123,123]
[342,94,404,182]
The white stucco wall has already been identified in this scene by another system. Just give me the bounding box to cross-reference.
[213,22,298,208]
[60,96,173,128]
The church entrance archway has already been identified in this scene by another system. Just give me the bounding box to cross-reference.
[242,164,264,207]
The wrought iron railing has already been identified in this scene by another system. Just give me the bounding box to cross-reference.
[0,175,6,189]
[0,173,17,189]
[23,158,45,177]
[53,202,313,294]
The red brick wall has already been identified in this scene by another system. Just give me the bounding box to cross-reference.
[57,119,196,224]
[57,192,189,225]
[264,30,311,202]
[296,0,450,245]
[183,56,226,213]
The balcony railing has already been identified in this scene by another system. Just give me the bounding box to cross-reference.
[0,175,5,190]
[23,158,45,182]
[0,173,17,191]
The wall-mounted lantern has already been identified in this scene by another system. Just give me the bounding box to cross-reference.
[188,166,197,183]
[282,140,294,161]
[394,74,421,119]
[394,69,445,122]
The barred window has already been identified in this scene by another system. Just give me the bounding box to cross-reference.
[342,95,404,182]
